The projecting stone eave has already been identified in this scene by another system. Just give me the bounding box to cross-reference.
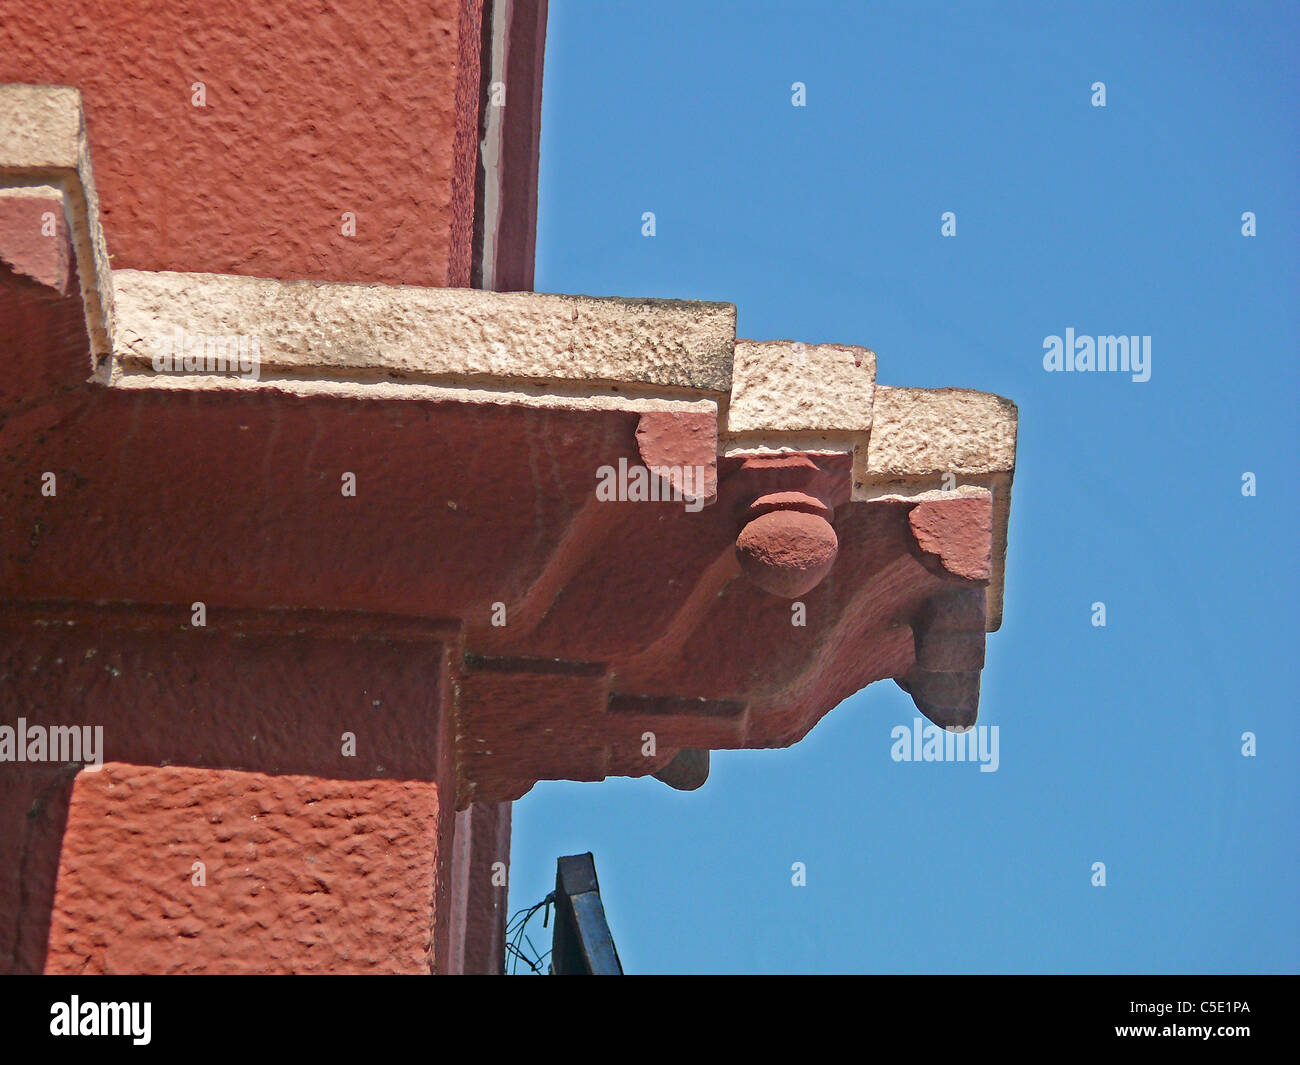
[0,83,1019,801]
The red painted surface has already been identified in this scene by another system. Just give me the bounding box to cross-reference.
[0,763,74,973]
[0,0,484,287]
[46,764,448,974]
[898,586,988,730]
[0,205,89,414]
[0,604,458,973]
[0,196,71,291]
[909,494,993,582]
[635,410,718,503]
[0,609,457,784]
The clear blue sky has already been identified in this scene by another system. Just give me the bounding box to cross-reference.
[508,0,1299,974]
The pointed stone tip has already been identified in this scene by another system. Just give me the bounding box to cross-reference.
[652,749,710,791]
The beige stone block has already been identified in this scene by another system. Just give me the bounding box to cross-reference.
[111,269,736,393]
[727,339,875,434]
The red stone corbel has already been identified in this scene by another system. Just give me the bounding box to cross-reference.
[896,587,987,729]
[634,410,718,507]
[895,490,995,729]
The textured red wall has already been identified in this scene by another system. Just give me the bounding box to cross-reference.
[0,0,484,287]
[0,604,460,974]
[46,765,448,975]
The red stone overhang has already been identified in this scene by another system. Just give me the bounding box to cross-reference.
[0,84,1017,807]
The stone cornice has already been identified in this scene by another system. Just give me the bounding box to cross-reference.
[1,83,1019,801]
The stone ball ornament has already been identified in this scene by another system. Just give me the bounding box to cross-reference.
[734,491,840,598]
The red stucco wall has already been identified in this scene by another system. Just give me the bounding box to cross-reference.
[0,0,484,287]
[46,765,448,974]
[0,601,460,974]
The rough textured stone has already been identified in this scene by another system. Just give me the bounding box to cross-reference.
[908,491,993,582]
[736,509,840,598]
[636,409,719,503]
[865,386,1017,478]
[859,387,1016,630]
[111,269,737,392]
[0,83,83,170]
[45,764,447,975]
[727,339,875,434]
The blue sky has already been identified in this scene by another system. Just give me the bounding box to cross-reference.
[508,0,1299,974]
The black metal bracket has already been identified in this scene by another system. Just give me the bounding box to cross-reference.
[551,852,623,975]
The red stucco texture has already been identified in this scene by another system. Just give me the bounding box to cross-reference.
[46,764,447,975]
[0,595,460,974]
[0,195,72,290]
[0,0,484,287]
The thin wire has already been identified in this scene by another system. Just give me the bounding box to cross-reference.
[505,892,554,974]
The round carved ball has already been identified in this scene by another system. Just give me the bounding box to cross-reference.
[735,510,839,598]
